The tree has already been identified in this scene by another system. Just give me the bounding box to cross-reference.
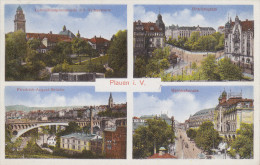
[186,128,197,140]
[107,30,127,78]
[159,58,170,70]
[5,31,27,80]
[27,39,41,50]
[201,55,220,81]
[72,38,89,64]
[133,119,175,158]
[134,57,146,78]
[195,121,222,153]
[231,123,253,159]
[217,57,242,80]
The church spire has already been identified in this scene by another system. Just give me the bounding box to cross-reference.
[108,92,113,109]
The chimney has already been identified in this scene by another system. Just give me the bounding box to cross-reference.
[50,31,52,34]
[90,107,93,134]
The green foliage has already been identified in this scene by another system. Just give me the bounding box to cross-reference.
[191,61,197,69]
[167,32,225,51]
[107,30,127,78]
[195,121,222,153]
[231,123,253,159]
[53,148,104,159]
[5,31,27,80]
[217,57,242,80]
[27,39,41,50]
[201,55,220,81]
[72,38,95,63]
[97,110,126,118]
[186,128,197,140]
[133,119,175,159]
[52,60,73,73]
[134,57,146,78]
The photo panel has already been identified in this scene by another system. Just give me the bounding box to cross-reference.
[133,86,254,159]
[133,5,254,82]
[5,4,127,81]
[5,86,127,159]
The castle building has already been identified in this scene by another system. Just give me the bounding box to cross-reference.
[224,16,254,75]
[165,24,216,40]
[13,6,110,55]
[214,90,254,139]
[14,6,26,33]
[133,13,165,57]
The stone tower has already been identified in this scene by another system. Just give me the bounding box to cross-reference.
[156,13,165,34]
[14,6,26,33]
[108,93,113,109]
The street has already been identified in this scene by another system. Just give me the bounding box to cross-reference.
[175,129,203,159]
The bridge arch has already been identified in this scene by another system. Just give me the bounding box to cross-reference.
[11,122,69,142]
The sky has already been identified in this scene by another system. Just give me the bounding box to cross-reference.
[5,4,127,39]
[134,86,253,123]
[5,86,126,107]
[134,5,253,31]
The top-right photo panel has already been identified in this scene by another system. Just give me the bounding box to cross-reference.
[133,5,254,82]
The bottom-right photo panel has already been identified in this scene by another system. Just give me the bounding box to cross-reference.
[133,86,254,159]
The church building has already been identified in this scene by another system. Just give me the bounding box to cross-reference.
[224,15,254,75]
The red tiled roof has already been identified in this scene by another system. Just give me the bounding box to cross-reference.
[134,21,162,32]
[148,153,177,159]
[230,20,254,31]
[26,33,72,43]
[89,36,109,44]
[220,97,253,106]
[133,116,139,119]
[218,26,224,29]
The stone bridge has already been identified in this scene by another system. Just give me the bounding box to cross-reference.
[8,120,102,142]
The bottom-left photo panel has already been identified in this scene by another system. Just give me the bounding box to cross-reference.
[5,86,127,159]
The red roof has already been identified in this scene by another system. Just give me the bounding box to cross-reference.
[148,153,177,159]
[134,21,162,32]
[230,20,254,31]
[220,97,253,106]
[133,116,140,119]
[26,33,72,43]
[89,36,109,44]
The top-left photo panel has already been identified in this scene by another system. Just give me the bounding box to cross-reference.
[5,4,127,81]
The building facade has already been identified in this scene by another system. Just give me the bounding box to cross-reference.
[188,108,215,129]
[60,133,102,152]
[103,126,126,159]
[214,90,254,139]
[133,13,165,57]
[224,16,254,75]
[165,24,216,40]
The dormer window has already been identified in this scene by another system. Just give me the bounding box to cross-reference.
[150,26,154,31]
